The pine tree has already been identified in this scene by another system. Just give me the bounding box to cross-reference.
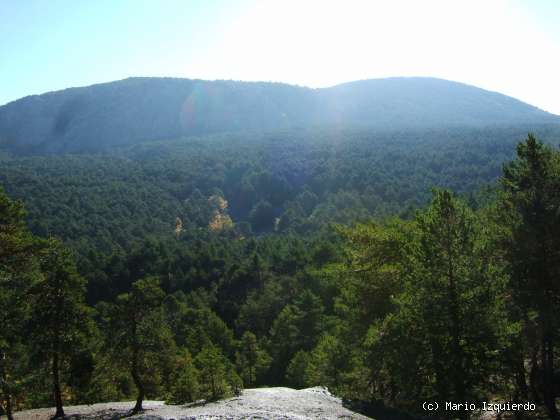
[375,190,509,416]
[499,134,560,417]
[235,331,270,387]
[104,276,173,413]
[285,351,311,389]
[28,238,94,419]
[305,335,348,391]
[418,191,505,408]
[329,220,408,400]
[0,189,38,420]
[195,345,230,401]
[168,349,200,404]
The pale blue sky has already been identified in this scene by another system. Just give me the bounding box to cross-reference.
[1,0,559,113]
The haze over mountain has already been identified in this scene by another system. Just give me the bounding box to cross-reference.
[0,77,557,155]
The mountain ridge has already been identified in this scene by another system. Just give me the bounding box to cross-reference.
[1,76,558,155]
[2,76,554,111]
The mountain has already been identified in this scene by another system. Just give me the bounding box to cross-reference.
[0,77,558,154]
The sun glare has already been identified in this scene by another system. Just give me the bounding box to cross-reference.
[184,0,560,113]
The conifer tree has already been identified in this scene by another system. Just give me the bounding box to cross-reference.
[105,277,173,413]
[28,238,93,419]
[235,331,270,387]
[500,134,560,417]
[168,349,200,404]
[195,345,230,401]
[0,189,38,420]
[377,190,509,417]
[285,350,311,389]
[305,335,347,391]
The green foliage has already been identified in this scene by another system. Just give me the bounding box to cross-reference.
[235,331,271,387]
[285,351,311,389]
[168,349,200,404]
[382,191,509,409]
[318,190,516,416]
[0,188,40,417]
[102,277,175,411]
[333,220,408,340]
[164,291,235,356]
[498,134,560,417]
[195,345,234,401]
[28,238,95,417]
[250,200,275,232]
[2,132,560,419]
[4,125,559,266]
[268,290,324,382]
[305,335,348,392]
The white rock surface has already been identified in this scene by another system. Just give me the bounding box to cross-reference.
[13,387,372,419]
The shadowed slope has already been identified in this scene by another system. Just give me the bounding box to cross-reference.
[0,77,557,154]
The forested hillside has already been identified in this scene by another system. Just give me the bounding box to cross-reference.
[2,74,560,419]
[2,125,560,418]
[0,125,557,261]
[1,76,557,154]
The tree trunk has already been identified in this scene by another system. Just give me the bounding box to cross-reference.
[1,351,14,420]
[52,351,64,419]
[211,373,216,400]
[514,356,529,401]
[133,386,144,413]
[542,333,558,419]
[443,215,467,420]
[131,345,144,413]
[51,269,65,420]
[529,345,541,404]
[445,227,466,402]
[249,365,254,387]
[513,357,529,420]
[2,391,14,420]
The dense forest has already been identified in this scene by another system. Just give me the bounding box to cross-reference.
[1,125,560,419]
[2,125,560,258]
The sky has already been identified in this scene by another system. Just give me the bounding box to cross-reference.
[1,0,560,114]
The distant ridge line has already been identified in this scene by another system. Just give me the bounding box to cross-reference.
[0,77,558,155]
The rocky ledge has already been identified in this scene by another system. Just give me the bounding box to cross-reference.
[13,387,372,419]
